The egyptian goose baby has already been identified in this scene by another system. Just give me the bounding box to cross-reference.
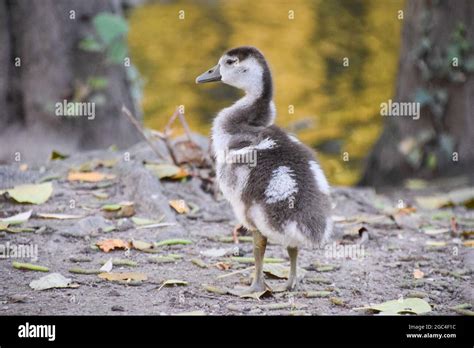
[196,46,332,293]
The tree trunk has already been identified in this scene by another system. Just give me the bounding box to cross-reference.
[0,0,141,163]
[360,0,474,187]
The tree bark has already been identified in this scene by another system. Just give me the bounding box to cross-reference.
[0,0,141,163]
[360,0,474,187]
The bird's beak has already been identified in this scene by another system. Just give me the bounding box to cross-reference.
[195,64,221,84]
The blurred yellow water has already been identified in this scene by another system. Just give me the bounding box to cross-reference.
[128,0,403,185]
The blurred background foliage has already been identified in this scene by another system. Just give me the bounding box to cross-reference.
[128,0,404,186]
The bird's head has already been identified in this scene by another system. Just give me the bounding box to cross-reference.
[196,46,272,99]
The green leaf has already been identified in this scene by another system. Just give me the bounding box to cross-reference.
[93,13,128,46]
[355,298,432,315]
[107,40,128,64]
[426,153,437,170]
[78,37,104,52]
[5,183,53,204]
[87,77,108,90]
[50,150,69,160]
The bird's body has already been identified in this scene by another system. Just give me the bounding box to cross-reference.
[197,46,332,292]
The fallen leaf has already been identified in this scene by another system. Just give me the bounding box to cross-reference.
[145,163,189,180]
[148,256,176,264]
[101,202,135,218]
[200,248,229,258]
[68,171,116,182]
[0,211,32,225]
[30,273,78,291]
[155,239,192,247]
[36,213,83,220]
[214,262,231,270]
[50,150,69,160]
[202,284,228,295]
[98,272,147,282]
[96,239,130,252]
[304,291,332,298]
[12,262,49,272]
[92,191,109,199]
[131,216,163,226]
[415,187,474,210]
[422,227,450,235]
[4,183,53,204]
[355,298,431,315]
[330,297,345,306]
[169,199,189,214]
[425,241,447,247]
[100,258,114,272]
[158,279,188,290]
[191,258,208,268]
[396,206,417,215]
[413,269,424,279]
[463,240,474,247]
[263,264,307,280]
[131,239,154,251]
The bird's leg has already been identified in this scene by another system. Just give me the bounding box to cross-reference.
[274,247,299,292]
[237,230,268,295]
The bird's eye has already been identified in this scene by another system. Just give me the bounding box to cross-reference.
[226,59,236,65]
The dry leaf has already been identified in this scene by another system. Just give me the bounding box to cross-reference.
[100,258,114,272]
[158,279,188,290]
[145,163,189,180]
[169,199,189,214]
[37,213,83,220]
[214,262,231,271]
[413,269,424,279]
[68,171,116,182]
[131,239,154,251]
[96,239,130,252]
[463,240,474,247]
[98,272,147,282]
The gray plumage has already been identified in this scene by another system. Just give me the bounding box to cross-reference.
[197,46,332,292]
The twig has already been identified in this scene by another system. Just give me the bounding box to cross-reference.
[121,105,169,161]
[216,266,255,279]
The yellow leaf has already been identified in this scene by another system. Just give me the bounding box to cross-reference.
[463,240,474,247]
[5,183,53,204]
[68,171,116,182]
[169,199,189,214]
[98,272,147,282]
[145,163,189,180]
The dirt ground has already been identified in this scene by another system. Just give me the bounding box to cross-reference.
[0,141,473,315]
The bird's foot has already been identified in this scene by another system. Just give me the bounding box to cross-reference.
[272,278,298,293]
[234,279,270,296]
